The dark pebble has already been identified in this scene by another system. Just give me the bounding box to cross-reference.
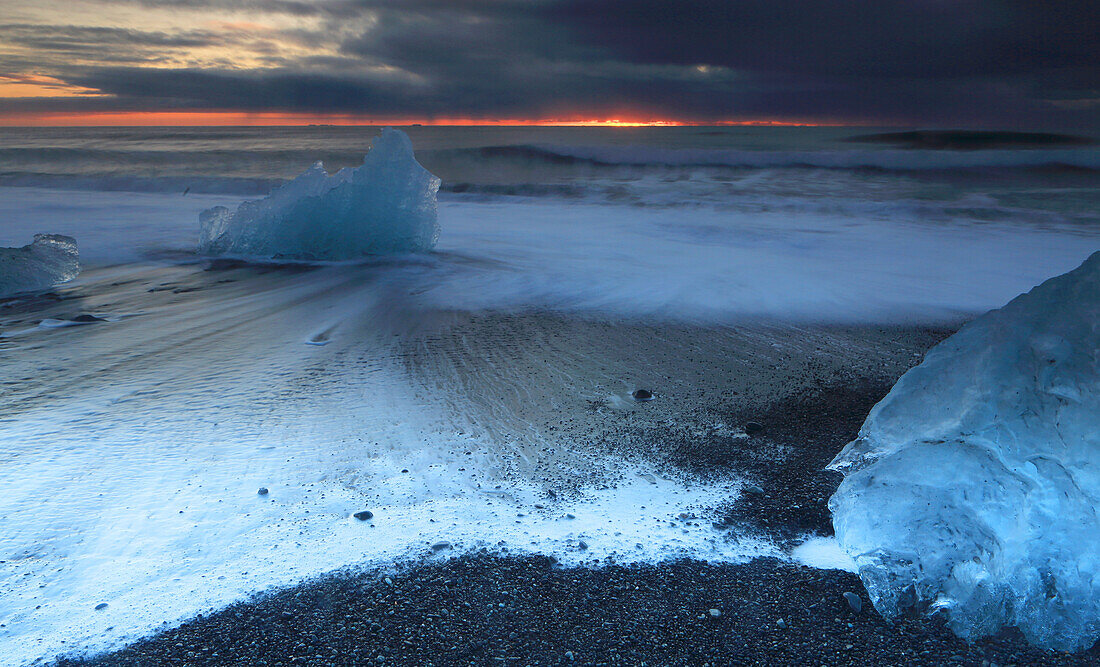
[631,389,655,401]
[354,511,374,521]
[843,591,863,613]
[744,421,764,435]
[257,488,268,496]
[94,603,108,611]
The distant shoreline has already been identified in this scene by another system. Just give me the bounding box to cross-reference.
[844,129,1096,150]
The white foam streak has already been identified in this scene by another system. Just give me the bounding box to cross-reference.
[432,201,1096,323]
[791,537,858,572]
[1,186,1095,325]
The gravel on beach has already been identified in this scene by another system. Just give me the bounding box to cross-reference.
[59,554,1098,667]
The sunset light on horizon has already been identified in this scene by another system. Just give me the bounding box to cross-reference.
[0,110,844,127]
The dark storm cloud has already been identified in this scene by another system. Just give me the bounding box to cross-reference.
[65,67,409,111]
[546,0,1100,126]
[2,24,222,54]
[552,1,1100,79]
[5,0,1099,127]
[44,60,739,119]
[338,0,1100,125]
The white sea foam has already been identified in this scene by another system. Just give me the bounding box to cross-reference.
[1,187,1095,322]
[792,536,858,573]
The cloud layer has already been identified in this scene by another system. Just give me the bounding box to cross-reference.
[2,0,1098,127]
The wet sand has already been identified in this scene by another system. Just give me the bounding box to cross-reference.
[54,308,1098,664]
[10,264,1095,665]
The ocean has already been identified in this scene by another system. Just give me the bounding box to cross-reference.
[1,125,1098,664]
[3,126,1099,319]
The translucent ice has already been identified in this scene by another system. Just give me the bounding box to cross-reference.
[0,234,80,297]
[198,128,440,260]
[828,251,1100,651]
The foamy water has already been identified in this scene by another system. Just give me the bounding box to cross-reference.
[3,187,1096,322]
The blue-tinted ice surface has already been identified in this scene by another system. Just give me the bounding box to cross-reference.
[0,234,80,297]
[198,128,440,260]
[829,251,1100,651]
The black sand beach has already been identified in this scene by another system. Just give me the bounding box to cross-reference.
[46,304,1100,666]
[55,555,1100,667]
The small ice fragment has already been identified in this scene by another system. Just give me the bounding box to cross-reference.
[38,314,104,329]
[38,319,82,329]
[0,234,80,297]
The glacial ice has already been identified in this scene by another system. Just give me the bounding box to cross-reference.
[828,251,1100,651]
[0,234,80,297]
[198,128,440,260]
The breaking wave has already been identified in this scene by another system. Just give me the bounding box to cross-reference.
[2,137,1098,199]
[458,143,1100,171]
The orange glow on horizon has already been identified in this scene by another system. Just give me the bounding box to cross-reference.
[0,75,107,99]
[0,110,844,128]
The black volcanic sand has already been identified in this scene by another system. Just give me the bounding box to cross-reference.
[47,312,1100,665]
[390,313,957,497]
[58,555,1098,667]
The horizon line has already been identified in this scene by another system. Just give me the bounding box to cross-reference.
[0,110,863,128]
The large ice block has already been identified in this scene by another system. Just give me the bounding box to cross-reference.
[198,128,440,260]
[829,251,1100,651]
[0,234,80,297]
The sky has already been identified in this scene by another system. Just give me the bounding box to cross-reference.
[0,0,1098,127]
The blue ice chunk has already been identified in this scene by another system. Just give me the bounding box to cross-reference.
[0,234,80,297]
[829,251,1100,651]
[199,128,440,260]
